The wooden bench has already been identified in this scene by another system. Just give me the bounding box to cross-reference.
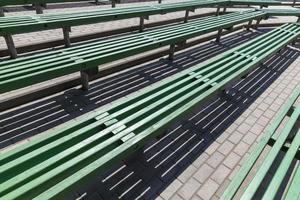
[221,86,300,200]
[0,0,230,58]
[1,23,299,200]
[0,10,266,93]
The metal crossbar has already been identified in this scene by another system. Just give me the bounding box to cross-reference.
[0,23,299,200]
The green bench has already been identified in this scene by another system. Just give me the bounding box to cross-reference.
[221,86,300,200]
[0,10,266,93]
[0,0,118,14]
[0,0,282,15]
[1,23,299,200]
[0,0,229,58]
[0,0,284,58]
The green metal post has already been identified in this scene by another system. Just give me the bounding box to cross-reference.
[62,27,71,47]
[4,34,17,58]
[35,3,43,14]
[169,44,175,61]
[0,7,4,17]
[247,20,253,31]
[184,10,189,23]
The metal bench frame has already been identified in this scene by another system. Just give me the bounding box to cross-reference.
[1,23,299,200]
[0,10,266,93]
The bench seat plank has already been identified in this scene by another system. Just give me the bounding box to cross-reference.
[1,23,299,200]
[284,164,300,200]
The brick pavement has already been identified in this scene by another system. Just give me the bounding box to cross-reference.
[1,1,300,200]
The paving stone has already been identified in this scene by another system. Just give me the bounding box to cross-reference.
[216,131,229,144]
[196,179,219,200]
[190,195,202,200]
[228,132,244,144]
[237,123,252,135]
[192,153,209,168]
[205,141,220,155]
[257,115,270,127]
[156,196,164,200]
[257,102,269,111]
[177,178,201,200]
[244,115,258,126]
[217,141,234,156]
[263,109,276,119]
[206,151,225,168]
[194,164,214,183]
[171,194,184,200]
[160,179,182,200]
[223,152,241,169]
[210,164,231,184]
[233,141,250,156]
[252,109,264,118]
[250,124,265,135]
[177,165,197,183]
[242,132,257,145]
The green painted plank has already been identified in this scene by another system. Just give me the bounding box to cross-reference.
[262,128,300,200]
[284,164,300,200]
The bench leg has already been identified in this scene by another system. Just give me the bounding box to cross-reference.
[184,10,189,23]
[216,6,220,16]
[293,0,296,7]
[95,0,99,5]
[112,0,116,8]
[255,18,261,29]
[139,17,144,32]
[247,20,253,31]
[63,27,71,47]
[41,3,47,8]
[0,7,4,17]
[297,17,300,23]
[158,0,162,3]
[216,29,222,43]
[168,44,176,61]
[223,6,227,14]
[35,4,43,14]
[80,67,99,90]
[4,35,17,59]
[260,5,263,9]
